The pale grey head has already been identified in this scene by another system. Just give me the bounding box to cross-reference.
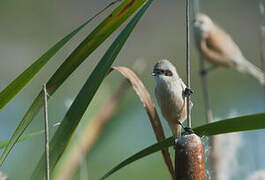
[193,13,215,47]
[194,13,215,32]
[152,59,179,83]
[193,13,215,33]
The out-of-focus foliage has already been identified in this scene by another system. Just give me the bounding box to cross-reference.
[31,1,153,179]
[0,0,149,167]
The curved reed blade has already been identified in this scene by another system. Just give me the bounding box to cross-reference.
[100,113,265,179]
[30,1,153,179]
[0,0,149,167]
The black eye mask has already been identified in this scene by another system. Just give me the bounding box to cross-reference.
[153,69,173,77]
[164,69,173,76]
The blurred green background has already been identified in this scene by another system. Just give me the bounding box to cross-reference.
[0,0,264,179]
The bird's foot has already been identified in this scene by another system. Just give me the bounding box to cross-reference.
[177,121,194,135]
[200,69,207,76]
[184,127,194,135]
[200,65,217,76]
[177,121,185,129]
[184,87,194,97]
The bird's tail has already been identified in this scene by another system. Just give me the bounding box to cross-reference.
[237,59,265,85]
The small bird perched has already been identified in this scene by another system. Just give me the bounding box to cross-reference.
[193,13,265,85]
[152,59,192,139]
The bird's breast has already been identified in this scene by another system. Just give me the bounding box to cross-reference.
[155,80,184,122]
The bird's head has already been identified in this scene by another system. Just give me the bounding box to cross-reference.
[193,13,215,33]
[152,59,179,83]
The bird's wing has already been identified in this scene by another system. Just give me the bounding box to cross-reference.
[206,30,226,55]
[200,39,230,67]
[209,28,242,58]
[202,28,244,67]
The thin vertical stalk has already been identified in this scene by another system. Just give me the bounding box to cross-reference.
[43,84,50,180]
[199,56,217,179]
[191,0,217,179]
[199,56,213,123]
[192,0,200,18]
[259,0,265,72]
[186,0,191,128]
[175,0,193,179]
[259,0,265,97]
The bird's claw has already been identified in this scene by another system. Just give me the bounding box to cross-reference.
[177,121,185,129]
[200,69,207,76]
[184,127,194,135]
[184,87,194,97]
[177,121,194,135]
[200,66,217,76]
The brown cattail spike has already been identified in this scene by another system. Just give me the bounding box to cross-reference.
[175,133,205,180]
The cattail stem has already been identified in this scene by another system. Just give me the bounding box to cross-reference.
[186,0,192,128]
[192,0,200,18]
[191,0,218,179]
[259,0,265,72]
[174,0,206,179]
[259,0,265,96]
[199,56,213,123]
[198,56,219,179]
[43,84,50,180]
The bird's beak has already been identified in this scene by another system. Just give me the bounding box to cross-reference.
[152,72,156,76]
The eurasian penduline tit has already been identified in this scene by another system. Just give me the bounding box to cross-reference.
[193,13,265,85]
[152,59,193,139]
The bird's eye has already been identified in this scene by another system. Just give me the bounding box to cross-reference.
[165,70,173,76]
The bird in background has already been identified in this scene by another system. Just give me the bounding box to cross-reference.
[193,13,265,85]
[152,59,192,139]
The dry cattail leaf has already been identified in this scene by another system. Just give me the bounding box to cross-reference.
[54,65,174,180]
